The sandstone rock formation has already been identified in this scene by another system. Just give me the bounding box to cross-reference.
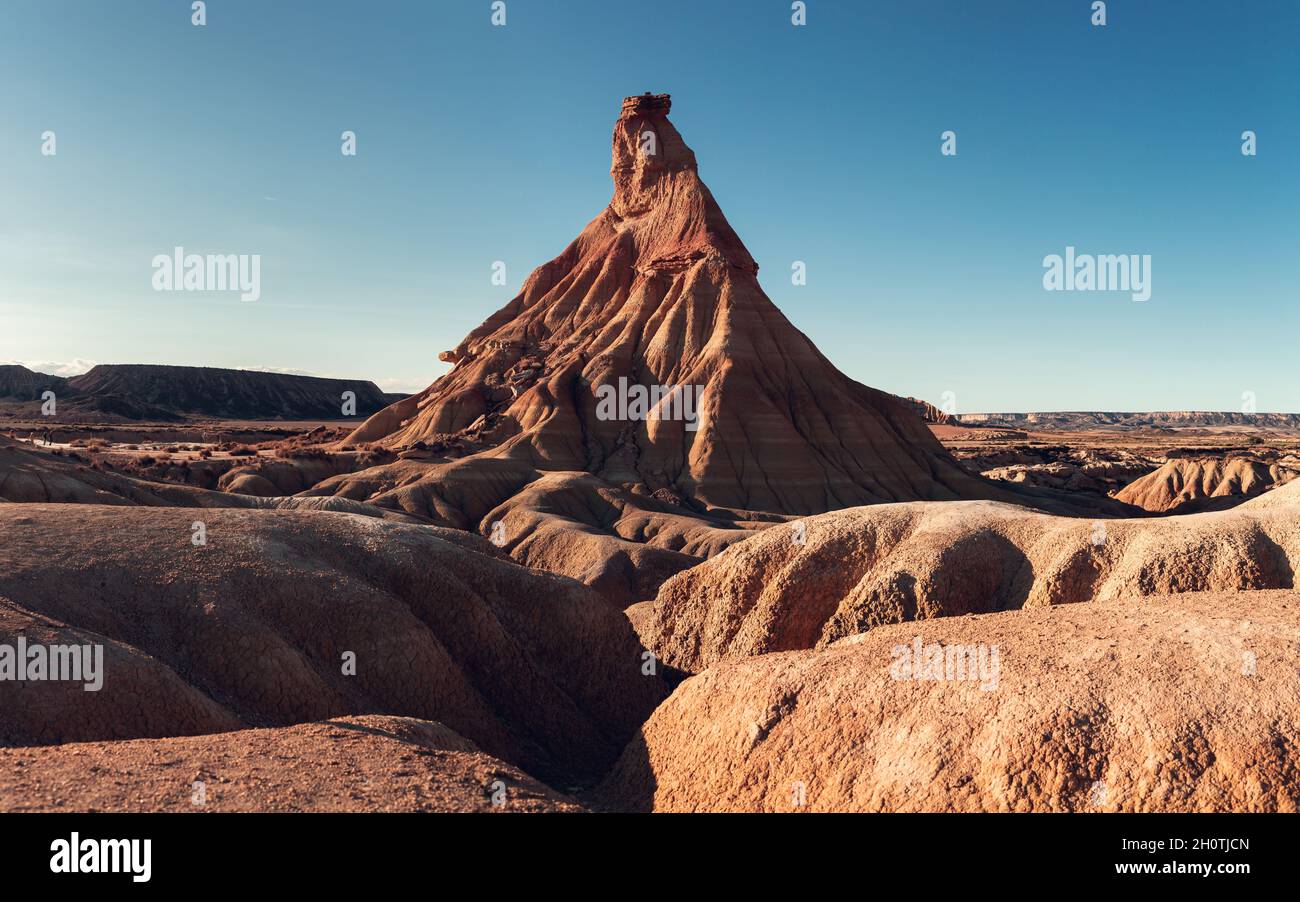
[0,436,179,506]
[0,716,584,812]
[637,493,1300,673]
[220,470,280,496]
[599,591,1300,812]
[0,504,666,785]
[902,396,951,424]
[952,446,1156,495]
[339,94,1048,517]
[295,94,1130,608]
[1114,456,1299,513]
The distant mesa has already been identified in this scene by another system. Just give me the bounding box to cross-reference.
[0,363,400,422]
[0,364,68,401]
[958,411,1300,431]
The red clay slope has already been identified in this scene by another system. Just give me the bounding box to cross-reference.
[344,94,1026,516]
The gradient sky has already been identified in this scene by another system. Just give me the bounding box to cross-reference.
[2,0,1296,411]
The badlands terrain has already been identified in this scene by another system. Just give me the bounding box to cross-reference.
[3,94,1299,813]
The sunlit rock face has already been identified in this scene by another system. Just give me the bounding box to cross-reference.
[345,94,1012,516]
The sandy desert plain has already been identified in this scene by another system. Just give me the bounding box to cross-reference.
[3,95,1299,815]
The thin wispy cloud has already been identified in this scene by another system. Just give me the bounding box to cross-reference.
[1,357,98,377]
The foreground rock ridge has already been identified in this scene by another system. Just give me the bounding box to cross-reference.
[0,717,585,813]
[0,505,666,787]
[636,481,1300,673]
[600,592,1300,813]
[343,94,1033,516]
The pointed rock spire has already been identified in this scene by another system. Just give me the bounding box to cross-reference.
[345,95,1037,515]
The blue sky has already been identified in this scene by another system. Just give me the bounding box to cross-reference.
[2,0,1296,410]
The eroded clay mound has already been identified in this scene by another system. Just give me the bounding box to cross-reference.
[339,94,1055,517]
[0,439,419,523]
[218,455,367,496]
[639,496,1300,672]
[479,471,757,606]
[0,438,190,506]
[1115,456,1300,513]
[308,458,761,605]
[599,591,1300,812]
[0,598,243,745]
[1241,476,1300,510]
[0,504,666,785]
[960,447,1156,495]
[0,716,584,812]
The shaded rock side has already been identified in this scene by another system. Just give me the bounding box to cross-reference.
[0,504,667,786]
